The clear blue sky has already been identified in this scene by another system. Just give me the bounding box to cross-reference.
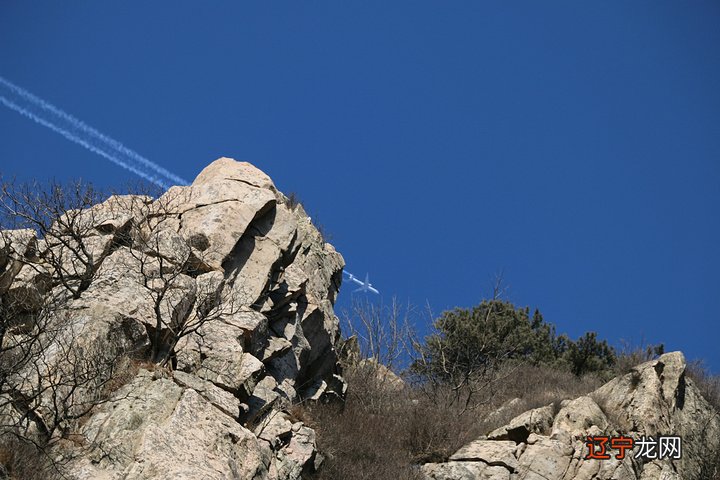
[1,2,719,370]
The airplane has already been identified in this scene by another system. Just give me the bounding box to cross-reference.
[343,270,380,294]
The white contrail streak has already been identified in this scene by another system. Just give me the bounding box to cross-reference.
[0,96,170,188]
[0,76,189,189]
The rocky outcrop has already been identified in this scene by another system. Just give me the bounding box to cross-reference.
[0,158,345,479]
[422,352,720,480]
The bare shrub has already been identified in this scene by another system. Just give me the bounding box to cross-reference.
[302,365,425,480]
[340,297,414,372]
[0,306,134,448]
[0,179,159,470]
[685,360,720,480]
[613,340,665,375]
[283,192,301,210]
[0,179,107,299]
[687,360,720,412]
[483,362,606,428]
[0,435,57,480]
[95,187,243,367]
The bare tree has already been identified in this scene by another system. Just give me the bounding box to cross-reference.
[0,179,241,368]
[112,187,244,367]
[0,180,149,474]
[340,297,414,373]
[0,178,259,479]
[0,281,132,478]
[0,180,113,300]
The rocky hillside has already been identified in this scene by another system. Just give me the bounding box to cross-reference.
[0,158,345,479]
[2,158,718,480]
[422,352,720,480]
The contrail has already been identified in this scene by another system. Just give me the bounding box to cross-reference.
[0,76,189,189]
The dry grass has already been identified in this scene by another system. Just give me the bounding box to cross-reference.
[0,436,58,480]
[486,362,606,416]
[301,361,605,479]
[613,343,662,375]
[687,360,720,412]
[685,360,720,480]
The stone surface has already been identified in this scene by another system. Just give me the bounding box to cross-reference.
[172,370,245,419]
[255,410,294,449]
[356,358,406,392]
[192,157,277,191]
[449,440,518,471]
[423,461,511,480]
[73,371,273,480]
[0,228,38,293]
[487,404,554,442]
[156,175,277,272]
[4,262,51,311]
[551,396,608,438]
[274,422,320,478]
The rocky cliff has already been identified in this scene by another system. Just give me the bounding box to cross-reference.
[0,158,345,479]
[422,352,720,480]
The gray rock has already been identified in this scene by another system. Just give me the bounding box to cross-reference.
[192,157,278,192]
[145,228,191,266]
[422,461,511,480]
[4,262,51,311]
[69,370,274,480]
[551,396,608,438]
[487,404,554,442]
[0,228,38,293]
[255,410,294,448]
[158,175,277,272]
[0,228,37,259]
[514,435,575,480]
[172,370,246,419]
[261,336,293,363]
[302,374,347,403]
[274,422,321,479]
[123,388,273,480]
[245,375,282,425]
[196,349,264,397]
[449,440,518,471]
[225,204,298,307]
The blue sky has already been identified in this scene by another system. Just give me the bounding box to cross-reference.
[1,2,719,370]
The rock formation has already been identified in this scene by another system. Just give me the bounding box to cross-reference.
[422,352,720,480]
[0,158,345,479]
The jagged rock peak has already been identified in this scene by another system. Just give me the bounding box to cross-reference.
[0,158,346,479]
